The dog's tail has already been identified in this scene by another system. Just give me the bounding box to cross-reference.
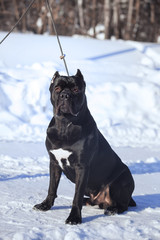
[129,197,136,207]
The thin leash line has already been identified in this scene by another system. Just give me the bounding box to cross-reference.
[45,0,69,76]
[0,0,69,76]
[0,0,36,45]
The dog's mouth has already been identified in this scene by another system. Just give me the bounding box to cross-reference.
[55,102,79,117]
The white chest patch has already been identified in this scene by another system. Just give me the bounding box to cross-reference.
[50,148,72,169]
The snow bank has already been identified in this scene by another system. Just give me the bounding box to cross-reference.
[0,32,160,147]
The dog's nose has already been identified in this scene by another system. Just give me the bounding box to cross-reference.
[60,92,70,100]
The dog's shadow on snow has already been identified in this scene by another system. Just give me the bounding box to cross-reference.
[129,161,160,175]
[51,205,71,211]
[131,194,160,212]
[51,194,160,223]
[83,213,105,223]
[83,194,160,223]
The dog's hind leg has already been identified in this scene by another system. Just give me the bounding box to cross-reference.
[104,168,135,215]
[128,197,136,207]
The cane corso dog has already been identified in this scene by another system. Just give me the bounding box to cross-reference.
[33,69,136,224]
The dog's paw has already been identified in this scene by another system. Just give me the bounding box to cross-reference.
[104,206,118,216]
[65,215,82,225]
[65,206,82,225]
[33,200,52,211]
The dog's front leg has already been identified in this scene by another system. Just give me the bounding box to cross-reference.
[66,164,89,225]
[33,155,62,211]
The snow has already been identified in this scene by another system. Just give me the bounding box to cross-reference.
[0,32,160,239]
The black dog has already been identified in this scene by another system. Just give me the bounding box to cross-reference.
[33,69,136,224]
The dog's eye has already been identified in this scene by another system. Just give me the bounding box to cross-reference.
[72,87,79,93]
[55,86,61,93]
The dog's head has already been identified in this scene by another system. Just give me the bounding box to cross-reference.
[49,69,86,118]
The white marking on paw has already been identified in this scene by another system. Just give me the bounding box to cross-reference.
[50,148,72,169]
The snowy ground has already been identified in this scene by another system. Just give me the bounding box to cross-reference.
[0,32,160,239]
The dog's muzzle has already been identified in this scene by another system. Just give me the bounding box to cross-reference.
[56,90,79,117]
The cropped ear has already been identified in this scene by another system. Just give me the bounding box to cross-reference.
[75,69,84,80]
[51,71,60,84]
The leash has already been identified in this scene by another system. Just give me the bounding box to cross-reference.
[45,0,69,76]
[0,0,69,76]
